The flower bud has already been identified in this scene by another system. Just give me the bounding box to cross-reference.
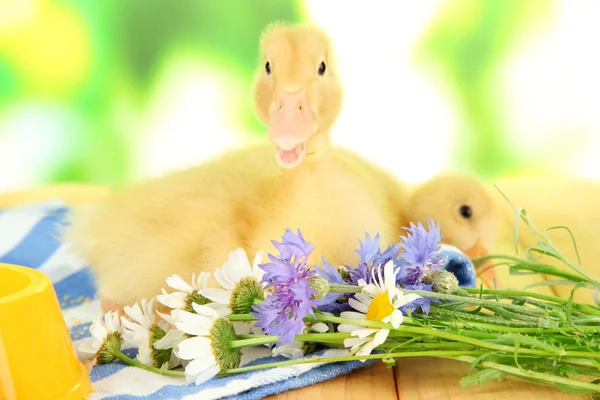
[421,269,459,294]
[309,276,330,300]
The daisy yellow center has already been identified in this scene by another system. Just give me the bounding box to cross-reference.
[366,293,394,322]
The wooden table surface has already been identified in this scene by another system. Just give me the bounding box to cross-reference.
[268,358,582,399]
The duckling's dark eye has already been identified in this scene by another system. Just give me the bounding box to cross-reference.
[459,205,472,219]
[318,61,326,76]
[265,61,271,75]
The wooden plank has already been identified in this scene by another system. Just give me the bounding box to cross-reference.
[267,362,398,400]
[395,357,581,400]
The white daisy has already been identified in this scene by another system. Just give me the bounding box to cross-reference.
[120,297,182,369]
[79,310,123,363]
[174,303,240,385]
[156,271,230,316]
[271,322,329,359]
[338,260,421,359]
[152,307,189,355]
[199,248,266,336]
[199,248,265,312]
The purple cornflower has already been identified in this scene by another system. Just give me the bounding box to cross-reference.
[348,233,402,285]
[397,219,446,286]
[272,228,315,262]
[251,228,318,346]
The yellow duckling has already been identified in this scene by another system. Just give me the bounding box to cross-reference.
[403,174,500,288]
[65,22,409,311]
[404,173,600,301]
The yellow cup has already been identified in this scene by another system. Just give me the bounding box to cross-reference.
[0,264,93,400]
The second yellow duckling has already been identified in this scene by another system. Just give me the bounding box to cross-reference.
[404,174,501,288]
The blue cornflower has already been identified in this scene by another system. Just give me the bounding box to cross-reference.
[251,228,318,346]
[356,232,381,265]
[397,219,446,286]
[399,282,441,315]
[400,219,443,268]
[348,233,402,285]
[373,242,403,269]
[314,233,402,312]
[271,228,315,262]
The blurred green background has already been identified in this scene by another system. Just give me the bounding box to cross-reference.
[1,0,598,193]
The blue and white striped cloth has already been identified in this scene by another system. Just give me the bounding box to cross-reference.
[0,200,372,399]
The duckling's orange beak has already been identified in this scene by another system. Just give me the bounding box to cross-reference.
[268,88,314,169]
[465,238,498,289]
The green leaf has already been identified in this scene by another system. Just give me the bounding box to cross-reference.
[546,225,582,266]
[459,369,505,388]
[468,353,492,374]
[558,364,579,377]
[500,333,565,355]
[508,267,538,276]
[524,280,579,290]
[554,383,597,395]
[524,247,561,262]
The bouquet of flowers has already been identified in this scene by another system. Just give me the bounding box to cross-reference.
[80,202,600,397]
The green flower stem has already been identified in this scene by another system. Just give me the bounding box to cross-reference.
[310,313,387,329]
[113,351,184,377]
[560,357,598,368]
[400,289,546,317]
[310,314,600,359]
[228,310,599,343]
[462,287,600,317]
[429,308,548,329]
[230,337,278,349]
[564,318,600,326]
[450,355,600,393]
[535,365,600,378]
[476,255,589,283]
[219,351,485,375]
[432,319,600,334]
[230,333,352,349]
[518,214,600,288]
[510,263,589,284]
[307,314,497,340]
[484,305,557,325]
[477,296,578,315]
[376,342,475,351]
[328,284,362,294]
[227,314,257,322]
[295,333,350,343]
[394,327,553,357]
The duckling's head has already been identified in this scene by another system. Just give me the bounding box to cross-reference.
[406,174,499,264]
[253,22,343,168]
